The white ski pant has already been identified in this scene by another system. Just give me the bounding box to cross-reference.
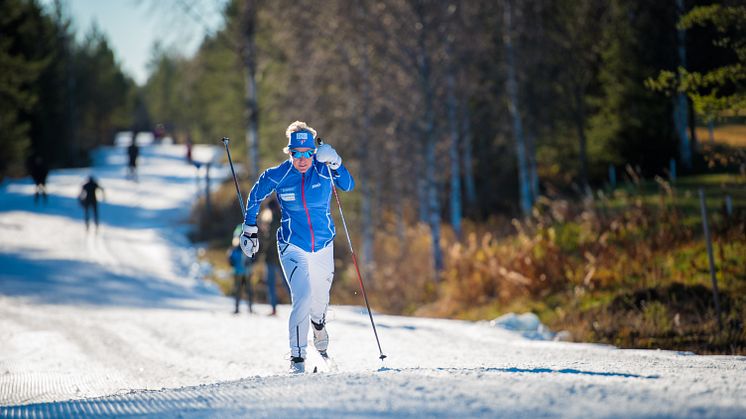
[279,242,334,358]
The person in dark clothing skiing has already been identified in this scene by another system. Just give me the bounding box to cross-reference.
[127,139,139,180]
[228,233,254,314]
[185,136,193,164]
[239,120,354,373]
[79,176,104,231]
[259,198,286,316]
[27,154,49,204]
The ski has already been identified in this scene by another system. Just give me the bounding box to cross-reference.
[317,351,338,373]
[310,351,338,373]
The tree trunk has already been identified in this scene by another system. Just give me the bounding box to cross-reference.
[241,0,260,182]
[425,132,443,274]
[357,9,375,278]
[575,85,590,193]
[674,0,691,169]
[446,62,462,238]
[503,0,532,216]
[461,99,477,211]
[394,122,407,243]
[688,96,698,148]
[415,1,443,276]
[527,130,539,202]
[417,169,428,223]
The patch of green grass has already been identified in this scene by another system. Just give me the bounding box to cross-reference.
[603,173,745,223]
[677,173,746,187]
[586,292,617,310]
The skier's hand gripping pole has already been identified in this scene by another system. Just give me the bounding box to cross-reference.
[221,138,258,260]
[317,137,387,362]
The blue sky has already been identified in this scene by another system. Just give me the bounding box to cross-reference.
[42,0,227,85]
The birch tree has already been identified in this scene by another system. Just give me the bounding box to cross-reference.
[502,0,532,216]
[238,0,260,181]
[444,5,462,239]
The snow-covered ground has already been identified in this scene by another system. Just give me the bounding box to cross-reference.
[1,143,745,418]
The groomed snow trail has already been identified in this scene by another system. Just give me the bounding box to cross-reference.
[1,143,745,418]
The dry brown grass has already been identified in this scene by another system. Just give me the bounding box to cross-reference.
[362,180,746,354]
[695,124,746,148]
[194,170,746,354]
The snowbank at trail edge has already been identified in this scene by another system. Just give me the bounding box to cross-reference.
[490,312,572,341]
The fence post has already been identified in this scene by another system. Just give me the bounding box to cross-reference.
[669,158,677,184]
[608,164,617,190]
[698,188,723,332]
[205,163,211,217]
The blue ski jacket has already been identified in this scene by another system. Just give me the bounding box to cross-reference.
[243,158,355,253]
[228,246,250,275]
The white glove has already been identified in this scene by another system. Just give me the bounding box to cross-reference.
[315,144,342,170]
[240,224,259,257]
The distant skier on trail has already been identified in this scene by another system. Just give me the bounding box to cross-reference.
[229,227,254,314]
[26,154,49,205]
[239,121,354,373]
[79,175,105,231]
[127,138,139,180]
[185,136,193,164]
[259,197,286,316]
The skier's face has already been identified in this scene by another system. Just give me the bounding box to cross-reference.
[291,148,313,173]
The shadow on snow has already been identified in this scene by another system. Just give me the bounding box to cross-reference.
[0,250,213,309]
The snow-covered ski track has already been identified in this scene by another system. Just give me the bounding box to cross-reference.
[2,366,745,418]
[1,144,745,418]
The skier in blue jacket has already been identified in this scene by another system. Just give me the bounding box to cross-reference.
[239,120,354,373]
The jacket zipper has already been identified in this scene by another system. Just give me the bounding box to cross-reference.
[301,172,315,252]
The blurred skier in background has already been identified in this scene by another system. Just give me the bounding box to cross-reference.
[153,123,166,144]
[185,136,193,164]
[229,227,254,314]
[259,197,285,316]
[127,137,139,181]
[27,154,49,205]
[79,176,105,231]
[239,121,354,373]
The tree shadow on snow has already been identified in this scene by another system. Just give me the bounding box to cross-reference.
[0,189,193,229]
[492,367,659,379]
[377,367,659,380]
[0,250,216,309]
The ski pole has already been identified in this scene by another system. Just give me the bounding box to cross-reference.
[317,138,387,361]
[221,137,246,216]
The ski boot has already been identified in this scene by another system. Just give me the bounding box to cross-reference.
[312,320,329,355]
[289,356,305,374]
